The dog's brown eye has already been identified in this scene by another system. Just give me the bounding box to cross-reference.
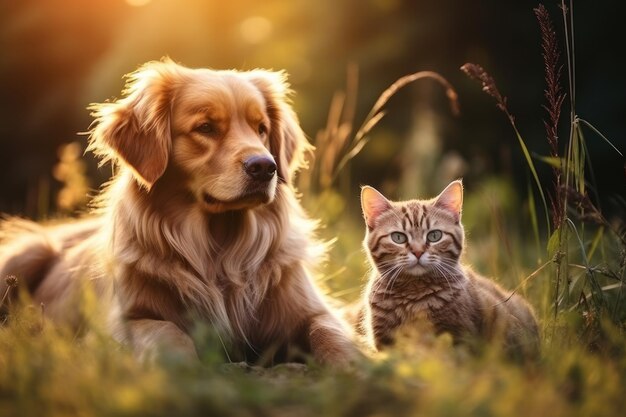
[195,122,216,135]
[258,123,268,136]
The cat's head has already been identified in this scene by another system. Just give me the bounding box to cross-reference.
[361,180,464,278]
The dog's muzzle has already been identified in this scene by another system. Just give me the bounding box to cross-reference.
[243,156,277,183]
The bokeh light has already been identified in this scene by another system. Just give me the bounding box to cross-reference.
[240,16,273,44]
[126,0,152,7]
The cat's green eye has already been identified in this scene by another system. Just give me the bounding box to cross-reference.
[427,230,443,242]
[390,232,408,244]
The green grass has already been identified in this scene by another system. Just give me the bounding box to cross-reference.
[2,183,625,417]
[1,278,626,417]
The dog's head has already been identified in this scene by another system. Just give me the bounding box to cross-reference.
[88,59,309,213]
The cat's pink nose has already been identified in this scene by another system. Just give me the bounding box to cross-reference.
[413,250,424,260]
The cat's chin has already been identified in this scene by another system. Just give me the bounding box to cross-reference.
[404,265,429,277]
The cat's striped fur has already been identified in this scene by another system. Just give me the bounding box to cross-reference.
[360,180,540,359]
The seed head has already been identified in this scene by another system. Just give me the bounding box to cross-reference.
[460,63,511,120]
[5,275,18,288]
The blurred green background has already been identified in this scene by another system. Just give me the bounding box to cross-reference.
[1,0,624,219]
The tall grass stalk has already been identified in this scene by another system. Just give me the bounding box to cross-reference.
[465,1,625,335]
[555,1,624,323]
[332,71,459,185]
[460,63,551,245]
[554,0,577,321]
[301,68,459,198]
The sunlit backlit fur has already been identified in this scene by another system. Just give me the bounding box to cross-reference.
[360,181,540,360]
[0,59,358,365]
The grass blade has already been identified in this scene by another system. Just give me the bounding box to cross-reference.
[533,154,562,169]
[586,226,604,262]
[512,124,551,237]
[461,63,551,236]
[527,180,541,261]
[566,218,604,311]
[578,118,624,157]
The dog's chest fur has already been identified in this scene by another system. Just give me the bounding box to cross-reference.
[107,180,314,355]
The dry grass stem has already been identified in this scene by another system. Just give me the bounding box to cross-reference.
[304,68,459,192]
[332,70,459,184]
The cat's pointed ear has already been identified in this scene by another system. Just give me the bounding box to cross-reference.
[361,186,392,229]
[434,180,463,221]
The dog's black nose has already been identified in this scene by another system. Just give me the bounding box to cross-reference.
[244,156,277,182]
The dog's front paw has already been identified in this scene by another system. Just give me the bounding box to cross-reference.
[308,314,363,366]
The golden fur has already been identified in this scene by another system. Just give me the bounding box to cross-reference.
[0,59,358,365]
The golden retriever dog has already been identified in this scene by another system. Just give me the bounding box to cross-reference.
[0,59,358,365]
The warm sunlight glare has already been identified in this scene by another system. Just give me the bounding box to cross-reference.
[239,16,273,44]
[126,0,152,7]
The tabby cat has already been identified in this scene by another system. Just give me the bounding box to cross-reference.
[360,180,539,359]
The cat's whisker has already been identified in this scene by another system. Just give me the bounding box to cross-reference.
[437,259,463,275]
[385,264,405,293]
[377,261,411,297]
[375,260,404,270]
[431,262,461,289]
[437,259,459,272]
[385,267,405,293]
[373,264,405,295]
[377,262,405,277]
[432,264,453,289]
[375,263,400,275]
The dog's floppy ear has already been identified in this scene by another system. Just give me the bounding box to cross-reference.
[247,71,312,185]
[88,59,179,189]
